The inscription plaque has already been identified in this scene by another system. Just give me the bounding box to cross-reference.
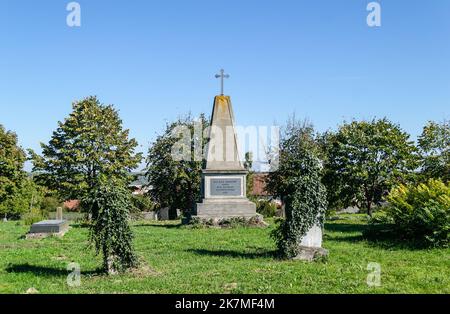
[210,178,242,196]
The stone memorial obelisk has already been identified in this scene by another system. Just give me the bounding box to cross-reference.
[193,70,257,220]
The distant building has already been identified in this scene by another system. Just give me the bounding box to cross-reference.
[250,172,270,197]
[129,173,152,195]
[63,199,80,212]
[250,172,283,211]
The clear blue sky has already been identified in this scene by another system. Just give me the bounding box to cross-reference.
[1,0,449,170]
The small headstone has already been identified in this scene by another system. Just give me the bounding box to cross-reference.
[56,207,63,220]
[141,211,156,220]
[158,207,170,221]
[300,225,323,248]
[157,208,181,220]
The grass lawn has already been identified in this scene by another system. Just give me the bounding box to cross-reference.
[0,214,448,294]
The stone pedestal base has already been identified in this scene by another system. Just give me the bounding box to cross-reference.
[188,213,267,228]
[293,246,329,262]
[194,199,257,219]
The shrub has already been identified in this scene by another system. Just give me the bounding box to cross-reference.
[83,183,137,274]
[371,179,449,247]
[22,208,45,225]
[256,199,277,218]
[0,178,44,219]
[131,194,155,212]
[272,176,327,258]
[40,196,61,214]
[269,120,328,258]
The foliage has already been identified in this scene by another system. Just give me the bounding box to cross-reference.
[0,124,55,218]
[256,199,277,218]
[40,196,62,214]
[266,118,317,198]
[30,96,142,202]
[22,207,46,226]
[418,120,449,182]
[0,125,27,218]
[131,194,155,212]
[322,118,418,216]
[48,211,84,221]
[146,114,209,218]
[369,179,449,247]
[267,117,327,258]
[0,177,45,219]
[83,183,137,274]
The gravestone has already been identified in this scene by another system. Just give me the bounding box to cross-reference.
[158,207,170,221]
[300,225,323,247]
[295,224,328,261]
[56,207,63,220]
[142,211,157,220]
[193,70,257,220]
[158,207,180,221]
[27,220,69,239]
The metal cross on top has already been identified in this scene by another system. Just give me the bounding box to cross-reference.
[215,69,230,95]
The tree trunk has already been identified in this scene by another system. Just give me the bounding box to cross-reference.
[367,201,373,217]
[364,186,373,217]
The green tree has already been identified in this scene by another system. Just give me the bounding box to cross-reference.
[323,118,418,216]
[418,120,449,182]
[0,125,27,218]
[146,114,209,218]
[267,118,327,258]
[30,96,142,202]
[0,177,45,219]
[266,118,317,198]
[83,182,137,274]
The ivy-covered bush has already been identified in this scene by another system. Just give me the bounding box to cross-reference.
[272,153,328,258]
[267,119,327,258]
[370,179,449,247]
[83,183,137,274]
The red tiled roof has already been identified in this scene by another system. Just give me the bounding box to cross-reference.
[63,200,80,211]
[251,173,269,196]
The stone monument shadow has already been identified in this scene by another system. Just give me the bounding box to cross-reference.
[186,248,278,259]
[5,263,102,277]
[132,222,183,229]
